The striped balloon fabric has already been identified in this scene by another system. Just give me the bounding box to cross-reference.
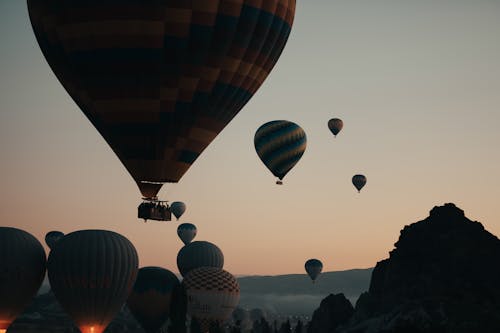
[27,0,296,199]
[47,230,139,333]
[127,267,180,333]
[183,267,240,333]
[0,227,46,331]
[254,120,307,184]
[177,241,224,277]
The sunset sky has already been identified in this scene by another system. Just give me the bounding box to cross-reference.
[1,0,500,276]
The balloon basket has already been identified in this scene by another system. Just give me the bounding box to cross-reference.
[138,200,172,222]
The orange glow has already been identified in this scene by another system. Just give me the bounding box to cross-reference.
[0,329,7,333]
[79,325,105,333]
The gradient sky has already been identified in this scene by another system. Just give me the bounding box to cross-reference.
[1,0,500,275]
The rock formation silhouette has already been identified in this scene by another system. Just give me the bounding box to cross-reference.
[309,203,500,333]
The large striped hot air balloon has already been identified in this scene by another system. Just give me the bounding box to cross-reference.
[27,0,297,200]
[177,241,224,277]
[47,230,138,333]
[177,223,197,245]
[304,259,323,283]
[0,227,46,332]
[183,267,240,333]
[254,120,307,184]
[127,267,180,333]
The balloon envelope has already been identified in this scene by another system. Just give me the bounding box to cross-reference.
[254,120,307,184]
[45,231,64,250]
[305,259,323,282]
[127,267,180,333]
[328,118,343,137]
[0,227,46,330]
[47,230,138,333]
[177,223,197,245]
[170,202,187,220]
[177,241,224,277]
[352,174,367,192]
[183,267,240,333]
[27,0,297,199]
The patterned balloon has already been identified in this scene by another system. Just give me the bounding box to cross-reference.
[0,227,46,331]
[177,223,197,246]
[254,120,307,184]
[27,0,296,199]
[45,231,64,250]
[177,241,223,277]
[170,202,187,221]
[352,174,367,193]
[304,259,323,283]
[127,267,180,333]
[328,118,343,137]
[47,230,138,333]
[183,267,240,333]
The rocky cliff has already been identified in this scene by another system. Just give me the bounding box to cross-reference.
[309,203,500,333]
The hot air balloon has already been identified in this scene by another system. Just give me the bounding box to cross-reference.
[27,0,297,202]
[305,259,323,283]
[127,267,180,333]
[254,120,307,185]
[352,174,367,193]
[177,241,224,277]
[45,231,64,250]
[47,230,138,333]
[0,227,46,332]
[177,223,197,245]
[170,202,187,221]
[328,118,343,137]
[183,267,240,333]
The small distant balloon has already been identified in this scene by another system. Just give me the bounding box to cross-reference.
[352,174,367,192]
[254,120,307,185]
[45,231,64,250]
[177,223,197,245]
[170,202,186,220]
[305,259,323,283]
[328,118,343,137]
[127,267,180,333]
[0,227,46,331]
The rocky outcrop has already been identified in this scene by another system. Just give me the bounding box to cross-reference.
[307,294,354,333]
[310,203,500,333]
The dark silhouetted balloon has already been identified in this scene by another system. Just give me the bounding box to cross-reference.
[127,267,180,333]
[27,0,297,199]
[0,227,46,331]
[47,230,138,333]
[305,259,323,283]
[170,202,186,221]
[352,174,367,192]
[45,231,64,250]
[183,267,240,333]
[177,241,223,277]
[328,118,343,137]
[254,120,307,185]
[177,223,197,246]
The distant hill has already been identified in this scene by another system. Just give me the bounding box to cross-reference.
[237,269,372,316]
